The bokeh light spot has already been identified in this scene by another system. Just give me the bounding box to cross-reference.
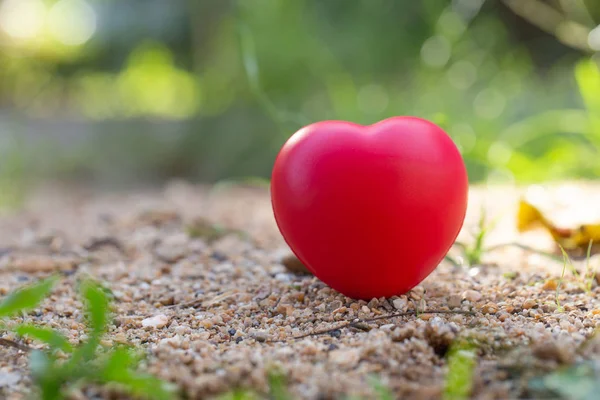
[474,89,506,119]
[487,141,513,166]
[357,84,388,115]
[452,0,485,21]
[437,11,466,40]
[116,43,200,119]
[588,25,600,51]
[0,0,45,39]
[486,167,515,190]
[48,0,97,46]
[450,123,477,153]
[447,60,477,89]
[421,36,451,68]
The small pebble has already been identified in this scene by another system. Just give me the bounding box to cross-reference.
[367,298,380,309]
[481,303,498,314]
[211,251,228,262]
[532,340,573,364]
[523,299,537,310]
[329,349,360,368]
[249,329,269,342]
[329,329,342,338]
[0,371,21,387]
[392,298,407,311]
[391,326,415,342]
[463,290,482,302]
[542,280,558,291]
[281,254,312,275]
[448,295,462,309]
[142,314,170,329]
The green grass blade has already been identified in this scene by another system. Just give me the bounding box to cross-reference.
[101,347,141,375]
[443,342,477,400]
[99,348,178,400]
[80,279,110,337]
[557,244,588,294]
[444,255,463,268]
[267,370,291,400]
[585,240,595,293]
[0,276,59,318]
[218,390,259,400]
[556,246,569,312]
[368,376,394,400]
[486,243,562,262]
[14,325,73,353]
[106,372,178,400]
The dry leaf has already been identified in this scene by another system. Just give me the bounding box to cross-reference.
[517,197,600,256]
[201,290,239,308]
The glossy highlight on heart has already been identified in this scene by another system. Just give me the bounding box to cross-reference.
[271,116,468,300]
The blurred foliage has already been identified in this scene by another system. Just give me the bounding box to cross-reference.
[528,360,600,400]
[0,0,599,187]
[1,276,178,400]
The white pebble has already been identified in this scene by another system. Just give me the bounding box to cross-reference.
[329,349,360,367]
[142,314,170,329]
[158,335,181,348]
[0,371,21,387]
[392,298,407,311]
[380,324,396,331]
[462,290,482,302]
[275,273,291,282]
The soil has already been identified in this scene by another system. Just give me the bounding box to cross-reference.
[1,180,600,400]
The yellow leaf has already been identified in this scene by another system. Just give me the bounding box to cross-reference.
[516,199,545,232]
[516,197,598,253]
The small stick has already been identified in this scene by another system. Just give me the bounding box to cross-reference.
[485,242,562,262]
[84,237,125,253]
[0,337,31,352]
[164,291,244,309]
[163,299,203,309]
[269,309,475,342]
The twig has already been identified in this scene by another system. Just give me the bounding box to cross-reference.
[0,337,31,352]
[83,237,125,254]
[269,310,475,342]
[486,242,562,262]
[163,299,202,309]
[164,291,244,309]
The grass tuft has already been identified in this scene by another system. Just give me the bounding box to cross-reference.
[1,276,178,400]
[0,275,59,319]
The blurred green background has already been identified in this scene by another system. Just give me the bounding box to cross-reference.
[0,0,600,203]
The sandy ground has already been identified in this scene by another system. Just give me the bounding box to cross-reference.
[1,180,600,399]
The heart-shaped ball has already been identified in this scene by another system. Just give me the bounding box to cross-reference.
[271,116,468,300]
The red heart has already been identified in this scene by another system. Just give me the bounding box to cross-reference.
[271,116,468,300]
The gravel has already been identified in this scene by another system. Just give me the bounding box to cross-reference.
[1,180,600,399]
